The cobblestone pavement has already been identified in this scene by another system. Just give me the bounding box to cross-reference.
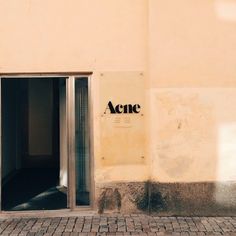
[1,214,236,235]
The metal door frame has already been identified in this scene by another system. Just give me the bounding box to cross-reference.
[0,73,94,213]
[67,75,94,209]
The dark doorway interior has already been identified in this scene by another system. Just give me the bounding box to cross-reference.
[1,78,67,211]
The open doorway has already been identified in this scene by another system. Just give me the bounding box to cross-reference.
[1,77,68,211]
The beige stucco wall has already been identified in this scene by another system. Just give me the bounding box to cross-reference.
[149,0,236,183]
[150,88,236,182]
[149,0,236,88]
[0,0,149,184]
[0,0,147,72]
[1,0,236,190]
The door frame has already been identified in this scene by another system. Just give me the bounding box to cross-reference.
[0,73,94,213]
[67,75,94,209]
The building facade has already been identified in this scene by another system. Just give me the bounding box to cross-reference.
[1,0,236,215]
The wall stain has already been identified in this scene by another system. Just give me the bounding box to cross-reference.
[97,181,236,215]
[134,182,167,212]
[134,182,149,211]
[98,189,106,214]
[114,188,122,211]
[98,188,122,214]
[177,121,182,129]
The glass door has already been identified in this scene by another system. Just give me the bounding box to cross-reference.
[75,78,90,206]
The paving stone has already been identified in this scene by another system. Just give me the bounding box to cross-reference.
[0,215,236,235]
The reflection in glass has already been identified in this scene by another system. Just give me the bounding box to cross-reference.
[75,78,90,206]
